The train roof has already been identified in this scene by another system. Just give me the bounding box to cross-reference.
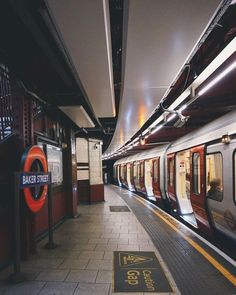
[114,144,168,165]
[168,109,236,153]
[114,109,236,165]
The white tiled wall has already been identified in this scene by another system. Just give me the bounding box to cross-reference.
[76,138,89,180]
[88,139,103,185]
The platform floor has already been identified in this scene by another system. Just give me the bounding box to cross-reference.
[0,185,235,295]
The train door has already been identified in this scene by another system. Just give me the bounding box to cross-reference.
[117,165,121,186]
[190,145,212,232]
[175,150,193,214]
[144,159,153,197]
[126,163,131,189]
[124,164,128,187]
[140,161,145,193]
[206,141,236,240]
[167,153,177,209]
[133,162,139,190]
[130,163,135,190]
[152,158,161,201]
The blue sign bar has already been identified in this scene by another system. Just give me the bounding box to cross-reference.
[19,172,51,189]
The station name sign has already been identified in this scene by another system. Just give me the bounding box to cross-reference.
[19,172,51,189]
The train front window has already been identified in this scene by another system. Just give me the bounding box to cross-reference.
[193,153,201,195]
[206,153,223,202]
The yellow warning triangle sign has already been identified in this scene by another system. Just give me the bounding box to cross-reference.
[119,252,153,267]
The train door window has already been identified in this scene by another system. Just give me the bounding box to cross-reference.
[176,150,193,214]
[137,163,140,182]
[153,160,159,183]
[133,162,137,182]
[176,150,191,199]
[140,162,144,179]
[168,158,174,187]
[193,153,200,195]
[124,165,127,181]
[234,152,236,204]
[113,166,116,179]
[206,153,223,202]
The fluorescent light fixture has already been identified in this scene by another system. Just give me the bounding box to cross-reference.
[151,124,163,135]
[166,113,177,122]
[198,60,236,96]
[133,137,139,143]
[179,104,187,112]
[142,128,149,136]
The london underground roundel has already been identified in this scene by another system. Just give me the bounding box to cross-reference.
[21,146,48,212]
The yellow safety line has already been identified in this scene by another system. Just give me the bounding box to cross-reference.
[134,196,236,286]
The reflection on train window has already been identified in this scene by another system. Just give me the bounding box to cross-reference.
[168,158,174,187]
[124,165,127,181]
[234,151,236,204]
[193,153,201,195]
[137,163,140,182]
[140,162,144,179]
[176,150,191,199]
[206,153,223,202]
[153,160,159,183]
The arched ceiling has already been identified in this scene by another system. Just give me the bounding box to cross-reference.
[1,0,236,158]
[106,0,223,154]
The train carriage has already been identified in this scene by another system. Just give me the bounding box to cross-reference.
[114,110,236,242]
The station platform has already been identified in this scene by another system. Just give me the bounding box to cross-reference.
[0,185,235,295]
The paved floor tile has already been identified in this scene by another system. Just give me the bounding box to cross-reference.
[73,244,96,251]
[74,283,110,295]
[59,258,89,270]
[0,281,45,295]
[96,270,112,283]
[38,282,77,295]
[66,269,97,283]
[117,244,140,251]
[78,251,104,259]
[88,238,109,244]
[35,269,69,281]
[103,251,114,260]
[95,244,118,251]
[86,259,113,270]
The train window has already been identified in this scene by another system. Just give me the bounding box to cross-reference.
[153,161,158,183]
[168,158,174,187]
[140,162,144,178]
[193,153,201,195]
[206,153,223,202]
[234,151,236,204]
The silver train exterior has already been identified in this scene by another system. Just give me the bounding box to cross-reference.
[114,110,236,242]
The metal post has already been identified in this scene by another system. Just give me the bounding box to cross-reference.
[7,173,26,283]
[45,172,57,249]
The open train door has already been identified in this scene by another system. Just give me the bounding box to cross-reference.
[167,153,177,210]
[152,158,162,202]
[190,145,212,234]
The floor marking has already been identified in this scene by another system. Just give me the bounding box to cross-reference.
[134,196,236,286]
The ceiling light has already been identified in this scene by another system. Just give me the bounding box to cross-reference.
[198,60,236,96]
[150,124,163,135]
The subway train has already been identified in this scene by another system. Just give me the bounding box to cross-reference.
[114,110,236,243]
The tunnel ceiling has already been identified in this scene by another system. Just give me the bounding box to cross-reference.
[1,1,236,156]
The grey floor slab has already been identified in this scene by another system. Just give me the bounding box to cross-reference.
[73,283,110,295]
[35,269,69,282]
[38,282,77,295]
[65,270,98,283]
[0,281,45,295]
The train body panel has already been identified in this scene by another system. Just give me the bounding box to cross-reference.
[113,110,236,242]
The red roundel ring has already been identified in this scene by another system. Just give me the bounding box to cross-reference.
[21,146,48,212]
